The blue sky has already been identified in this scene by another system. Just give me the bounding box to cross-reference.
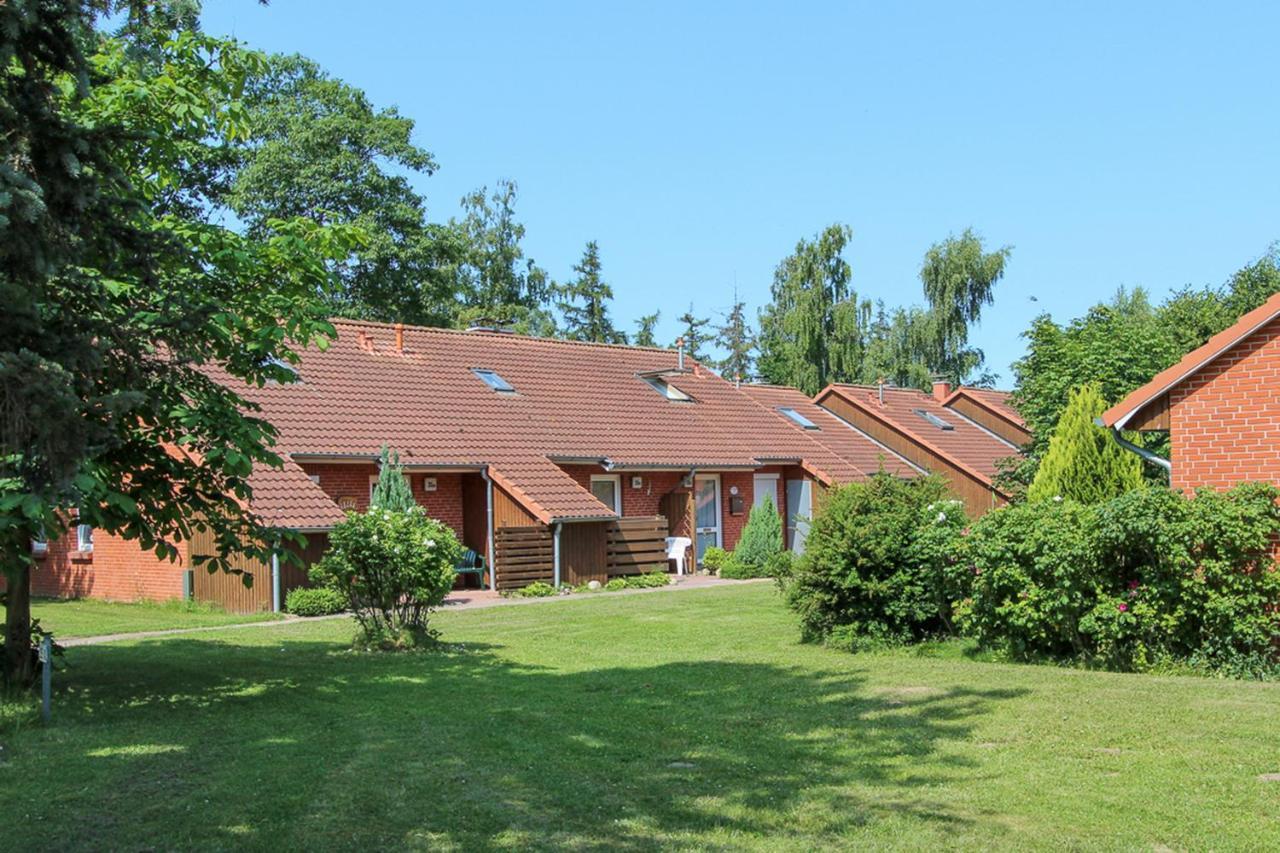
[201,1,1280,384]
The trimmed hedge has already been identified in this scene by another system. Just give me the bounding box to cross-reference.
[285,587,347,617]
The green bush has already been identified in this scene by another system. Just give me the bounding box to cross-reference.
[512,581,557,598]
[604,578,626,591]
[285,586,347,616]
[732,496,784,572]
[964,483,1280,675]
[700,546,730,573]
[311,504,462,650]
[784,474,957,647]
[621,572,670,589]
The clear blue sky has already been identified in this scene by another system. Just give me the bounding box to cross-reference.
[201,1,1280,384]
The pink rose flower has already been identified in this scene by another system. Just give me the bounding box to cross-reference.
[1117,602,1128,612]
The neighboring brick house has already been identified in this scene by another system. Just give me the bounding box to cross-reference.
[30,320,930,610]
[1100,291,1280,492]
[814,381,1022,515]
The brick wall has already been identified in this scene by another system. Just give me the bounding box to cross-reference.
[1169,315,1280,492]
[28,526,186,602]
[300,462,465,539]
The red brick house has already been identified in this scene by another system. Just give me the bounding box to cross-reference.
[30,321,930,610]
[1100,291,1280,491]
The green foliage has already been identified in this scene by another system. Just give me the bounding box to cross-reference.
[604,578,626,592]
[285,586,347,617]
[674,305,712,362]
[633,311,661,348]
[1,8,356,684]
[700,546,730,573]
[620,572,671,589]
[369,445,416,512]
[731,497,784,572]
[757,224,1008,394]
[784,475,959,647]
[512,581,557,598]
[1027,384,1143,504]
[556,241,625,343]
[311,506,462,649]
[227,53,459,326]
[714,294,756,382]
[451,180,555,334]
[963,484,1280,676]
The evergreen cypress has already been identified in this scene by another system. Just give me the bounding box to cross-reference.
[1028,383,1144,504]
[370,446,417,512]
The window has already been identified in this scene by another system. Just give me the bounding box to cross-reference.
[913,408,955,431]
[643,377,692,402]
[777,407,819,430]
[258,355,299,381]
[77,523,94,552]
[31,530,48,555]
[590,475,622,514]
[472,368,515,393]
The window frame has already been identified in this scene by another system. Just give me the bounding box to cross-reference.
[589,474,623,514]
[472,368,516,393]
[777,406,819,430]
[76,523,94,553]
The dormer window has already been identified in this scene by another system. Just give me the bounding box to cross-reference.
[643,376,692,402]
[778,407,819,430]
[913,408,955,430]
[258,355,299,381]
[472,368,516,393]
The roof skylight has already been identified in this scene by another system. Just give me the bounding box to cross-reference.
[643,376,693,402]
[472,368,516,393]
[913,408,955,431]
[778,407,819,430]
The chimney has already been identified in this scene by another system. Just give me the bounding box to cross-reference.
[932,377,952,402]
[394,323,404,354]
[356,330,375,353]
[877,378,886,407]
[676,336,685,371]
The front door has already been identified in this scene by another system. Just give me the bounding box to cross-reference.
[786,478,812,555]
[694,475,721,564]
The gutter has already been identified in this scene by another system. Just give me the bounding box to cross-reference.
[480,468,497,590]
[271,550,282,613]
[552,522,562,588]
[1097,419,1171,472]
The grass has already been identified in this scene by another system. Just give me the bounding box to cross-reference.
[31,597,282,639]
[2,583,1279,849]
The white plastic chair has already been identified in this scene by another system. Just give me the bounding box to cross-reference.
[665,536,692,576]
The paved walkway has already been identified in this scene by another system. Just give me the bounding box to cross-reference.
[62,575,769,647]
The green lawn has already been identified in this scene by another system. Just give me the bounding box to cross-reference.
[3,584,1279,850]
[31,597,282,639]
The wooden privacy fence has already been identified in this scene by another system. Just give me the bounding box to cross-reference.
[606,516,670,575]
[189,528,325,613]
[494,525,554,590]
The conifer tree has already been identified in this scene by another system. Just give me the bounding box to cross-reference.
[556,241,625,343]
[370,446,417,512]
[633,311,661,347]
[1028,383,1144,504]
[714,293,756,382]
[674,304,712,362]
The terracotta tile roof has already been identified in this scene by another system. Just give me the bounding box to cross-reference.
[943,386,1026,429]
[816,384,1021,489]
[1101,291,1280,429]
[247,458,347,530]
[740,384,921,478]
[228,320,879,525]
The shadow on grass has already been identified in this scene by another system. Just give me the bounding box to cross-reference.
[7,636,1027,849]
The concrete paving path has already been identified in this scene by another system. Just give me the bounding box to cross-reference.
[62,575,769,647]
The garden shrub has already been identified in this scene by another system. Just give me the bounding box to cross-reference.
[621,571,670,589]
[700,546,730,574]
[285,586,347,616]
[510,581,556,597]
[784,473,957,648]
[964,483,1280,676]
[604,578,626,591]
[731,496,784,573]
[311,504,461,650]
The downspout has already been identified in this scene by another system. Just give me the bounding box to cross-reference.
[270,549,282,613]
[1102,422,1172,472]
[553,522,562,588]
[481,468,496,590]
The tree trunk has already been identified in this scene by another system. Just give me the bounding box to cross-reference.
[3,563,34,688]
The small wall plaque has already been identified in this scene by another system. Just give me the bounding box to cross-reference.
[422,476,438,492]
[631,476,643,489]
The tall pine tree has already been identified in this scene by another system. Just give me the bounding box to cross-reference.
[556,241,625,343]
[714,293,756,382]
[1028,383,1144,504]
[633,311,661,347]
[674,305,712,363]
